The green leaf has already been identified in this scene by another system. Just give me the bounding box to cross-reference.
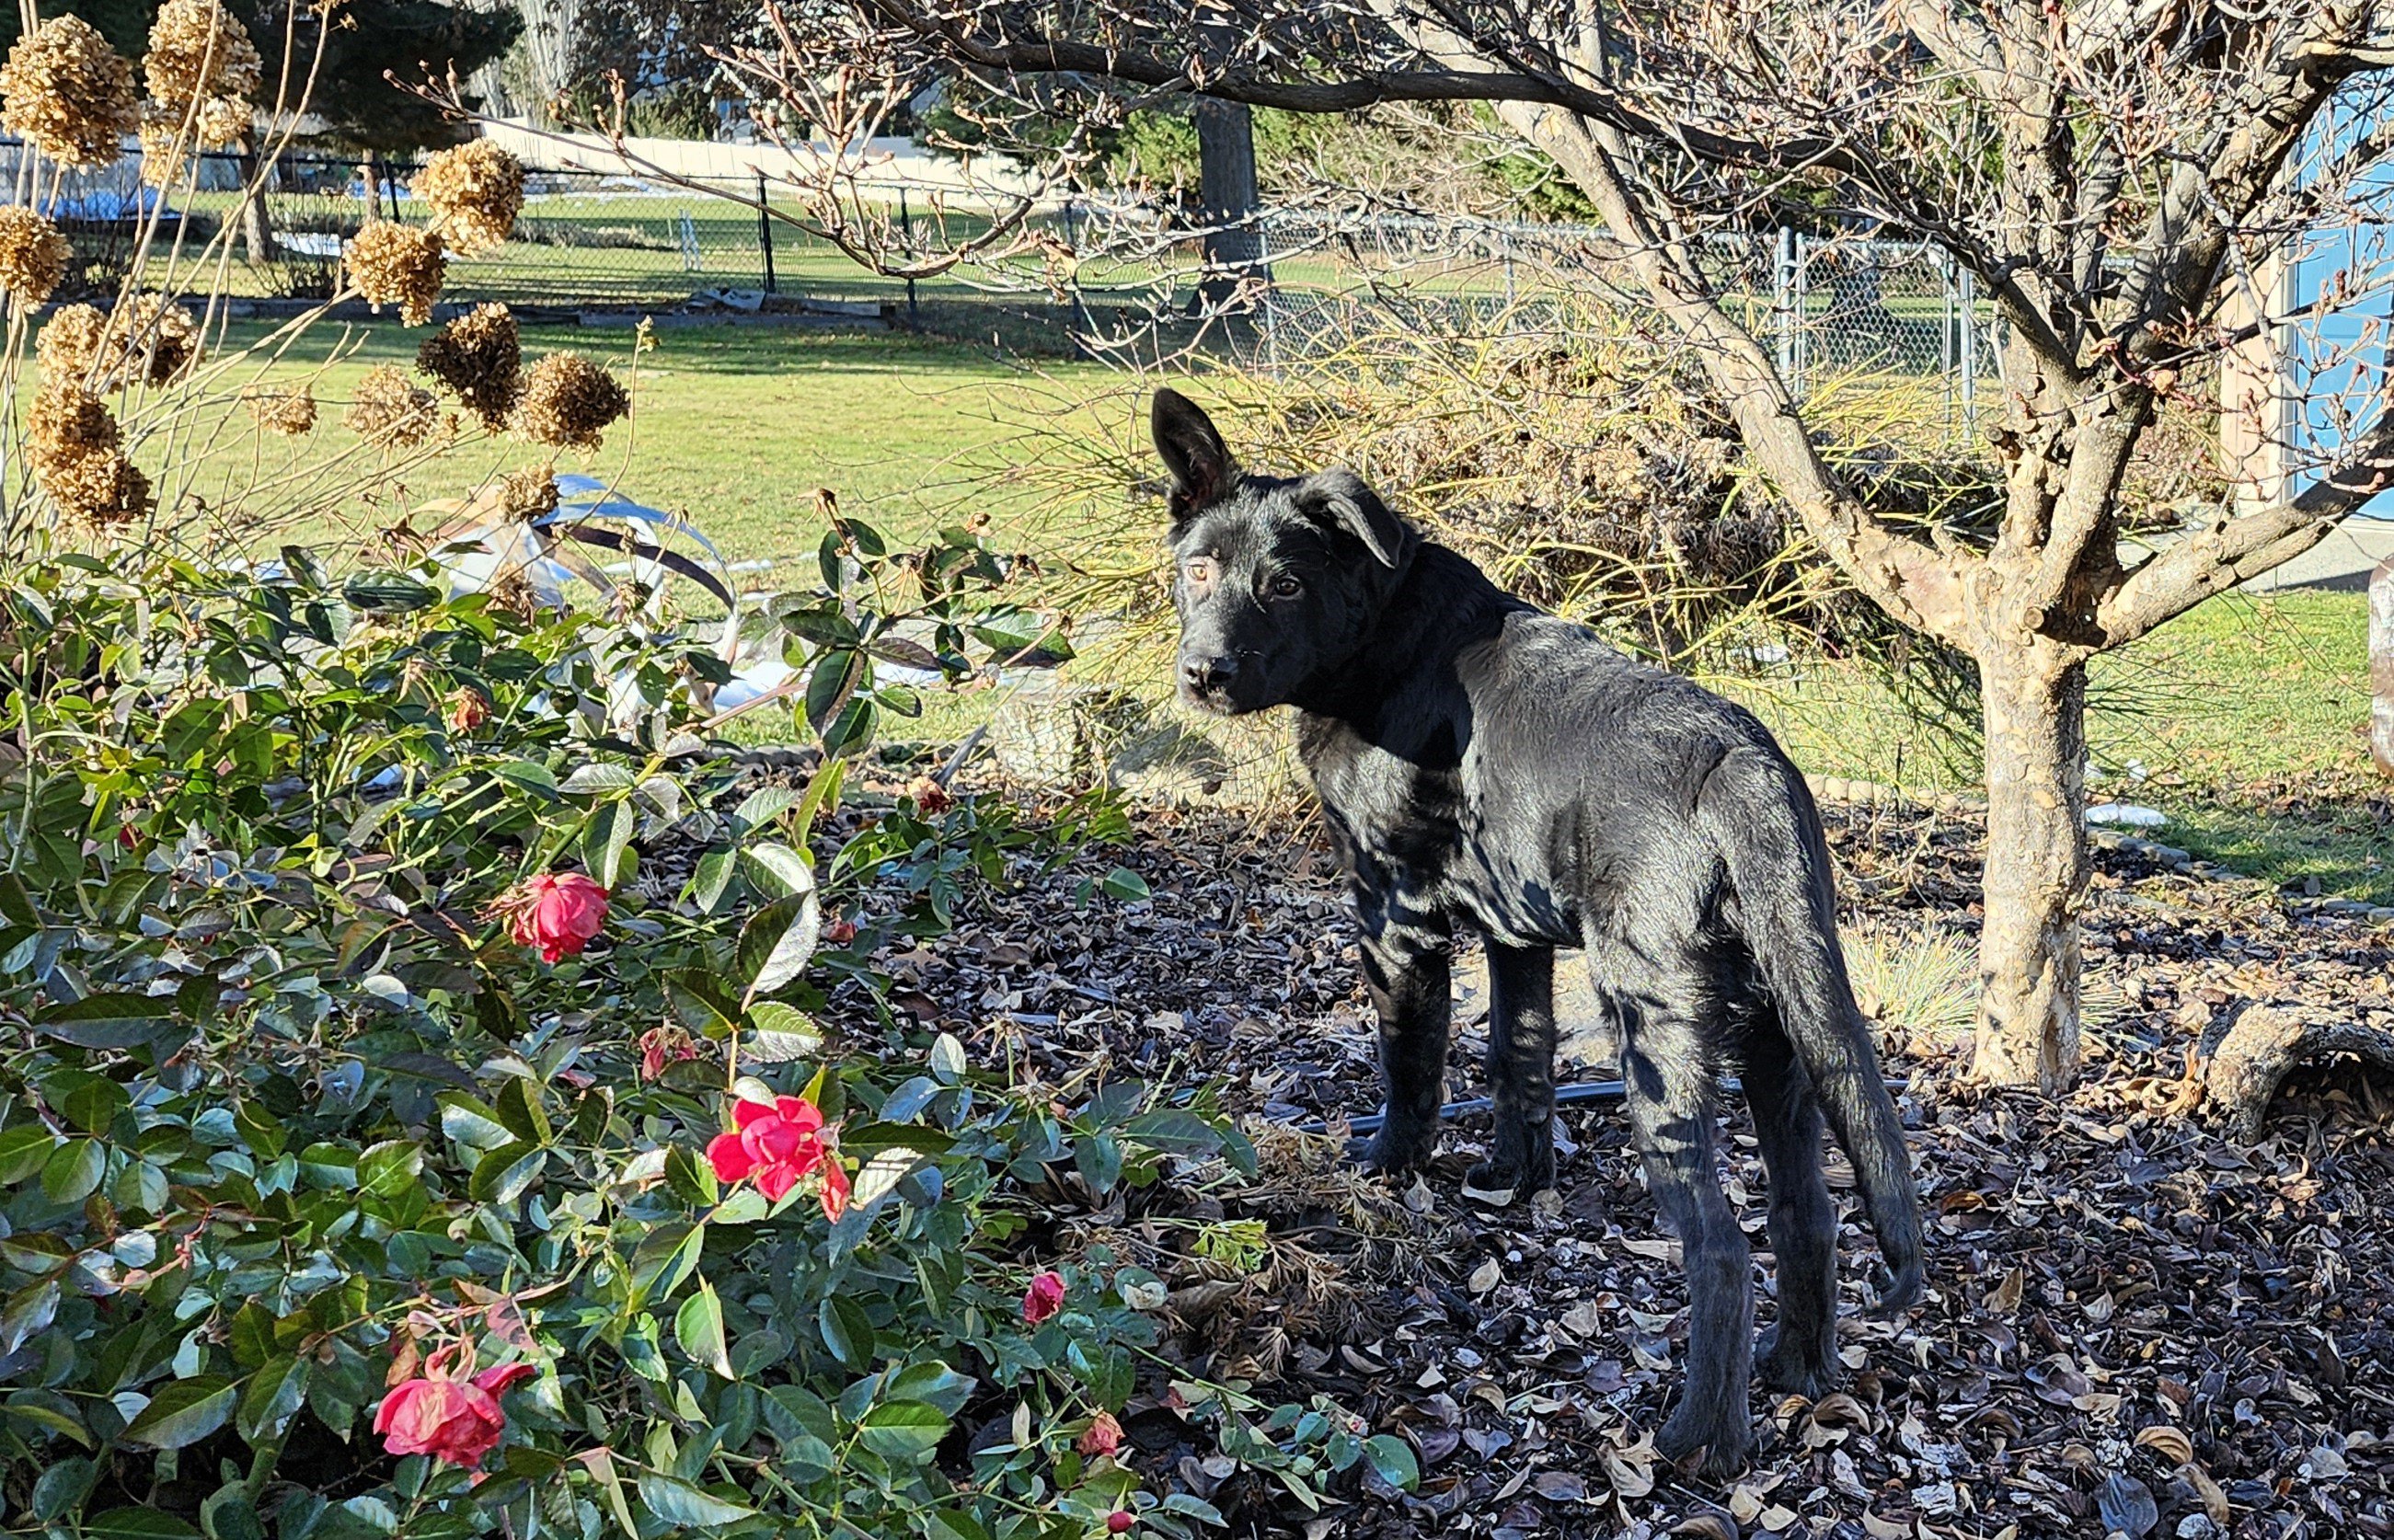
[494,1077,553,1146]
[632,1476,755,1530]
[818,1295,874,1370]
[1099,867,1152,902]
[731,786,802,829]
[84,1512,200,1540]
[3,1388,91,1446]
[491,760,560,800]
[802,649,866,738]
[200,1486,269,1540]
[357,1140,422,1199]
[121,1377,238,1450]
[1121,1109,1226,1159]
[236,1356,309,1444]
[736,890,821,998]
[35,992,175,1050]
[581,799,636,888]
[468,1143,545,1206]
[0,1125,55,1184]
[30,1455,94,1521]
[40,1138,105,1205]
[856,1400,949,1459]
[1364,1434,1420,1493]
[738,840,814,900]
[559,764,639,794]
[673,1281,733,1379]
[744,1001,822,1063]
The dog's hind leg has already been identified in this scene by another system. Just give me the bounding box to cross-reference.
[1469,942,1557,1200]
[1356,912,1453,1175]
[1743,1020,1843,1397]
[1616,977,1753,1474]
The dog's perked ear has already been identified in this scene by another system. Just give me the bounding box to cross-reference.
[1298,468,1414,569]
[1151,388,1239,521]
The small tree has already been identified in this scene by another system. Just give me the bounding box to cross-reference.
[705,0,2394,1091]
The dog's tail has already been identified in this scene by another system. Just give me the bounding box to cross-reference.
[1700,749,1924,1315]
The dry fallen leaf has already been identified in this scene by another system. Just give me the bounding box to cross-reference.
[2132,1423,2193,1465]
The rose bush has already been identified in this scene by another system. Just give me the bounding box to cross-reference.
[0,534,1406,1540]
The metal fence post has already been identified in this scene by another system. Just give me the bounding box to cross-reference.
[1775,225,1796,389]
[756,173,777,294]
[1959,263,1978,440]
[898,186,919,328]
[2373,554,2394,777]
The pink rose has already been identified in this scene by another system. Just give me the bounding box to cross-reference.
[1022,1270,1065,1326]
[493,872,608,963]
[373,1355,535,1469]
[1076,1410,1123,1458]
[707,1095,847,1219]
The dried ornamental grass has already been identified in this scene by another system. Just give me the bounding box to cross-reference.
[0,17,140,168]
[246,385,317,436]
[416,302,520,428]
[346,223,444,325]
[28,383,149,527]
[346,364,443,449]
[0,206,72,305]
[516,351,629,453]
[412,141,524,254]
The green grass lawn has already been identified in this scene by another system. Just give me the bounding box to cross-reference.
[178,319,1109,567]
[1730,590,2390,903]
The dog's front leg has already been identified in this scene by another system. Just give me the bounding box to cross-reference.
[1356,921,1451,1175]
[1470,942,1557,1200]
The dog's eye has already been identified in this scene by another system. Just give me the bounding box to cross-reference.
[1270,574,1304,598]
[1182,557,1216,586]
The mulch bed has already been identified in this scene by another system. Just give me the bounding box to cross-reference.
[823,782,2394,1540]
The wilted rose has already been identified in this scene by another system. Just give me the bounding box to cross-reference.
[1076,1410,1123,1459]
[638,1025,696,1082]
[491,872,607,964]
[1022,1270,1065,1326]
[445,687,490,731]
[905,775,952,815]
[372,1352,535,1469]
[823,916,857,946]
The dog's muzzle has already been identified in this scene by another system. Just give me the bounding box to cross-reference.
[1177,651,1247,713]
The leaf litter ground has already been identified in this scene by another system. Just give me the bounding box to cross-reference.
[817,776,2394,1540]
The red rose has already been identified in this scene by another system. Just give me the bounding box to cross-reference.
[707,1094,833,1204]
[373,1354,535,1469]
[819,1155,850,1221]
[1076,1410,1123,1459]
[1108,1511,1135,1534]
[446,688,491,732]
[492,872,608,964]
[1022,1270,1065,1326]
[639,1026,697,1082]
[905,776,953,815]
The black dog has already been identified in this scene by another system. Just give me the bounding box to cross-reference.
[1150,388,1923,1471]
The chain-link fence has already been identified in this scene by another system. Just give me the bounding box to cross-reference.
[16,139,2006,431]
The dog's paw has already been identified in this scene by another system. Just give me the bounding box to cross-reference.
[1353,1124,1435,1176]
[1755,1323,1844,1399]
[1654,1404,1751,1477]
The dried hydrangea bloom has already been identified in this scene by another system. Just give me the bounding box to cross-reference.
[346,364,443,449]
[28,383,149,527]
[136,101,190,187]
[0,17,140,168]
[497,465,558,522]
[35,303,109,381]
[516,352,630,454]
[0,206,73,306]
[346,223,444,326]
[247,385,317,436]
[413,141,524,255]
[416,303,520,430]
[144,0,261,115]
[125,293,201,385]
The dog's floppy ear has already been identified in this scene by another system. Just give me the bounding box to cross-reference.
[1151,388,1239,520]
[1299,468,1414,569]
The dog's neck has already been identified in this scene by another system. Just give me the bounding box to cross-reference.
[1285,542,1520,736]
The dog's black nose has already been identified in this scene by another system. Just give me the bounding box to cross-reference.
[1180,654,1238,693]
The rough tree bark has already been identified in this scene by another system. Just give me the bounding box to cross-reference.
[2374,554,2393,777]
[1974,652,2089,1090]
[1193,50,1264,312]
[236,135,278,264]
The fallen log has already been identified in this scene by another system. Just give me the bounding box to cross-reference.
[2206,1005,2394,1139]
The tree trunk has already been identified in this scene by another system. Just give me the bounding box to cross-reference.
[236,136,277,263]
[2372,554,2392,777]
[1973,646,2089,1090]
[1195,97,1264,314]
